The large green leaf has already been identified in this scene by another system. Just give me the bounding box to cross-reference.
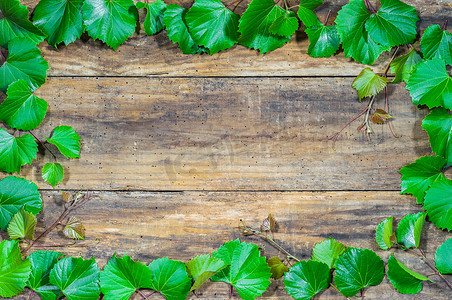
[387,254,432,294]
[334,248,384,297]
[82,0,138,51]
[269,10,298,37]
[284,260,331,300]
[266,256,289,280]
[46,125,82,159]
[7,207,37,240]
[420,24,452,65]
[305,24,340,58]
[186,0,240,54]
[0,240,32,298]
[0,129,38,174]
[0,79,48,131]
[186,254,227,291]
[424,179,452,231]
[375,216,394,250]
[0,38,49,92]
[422,108,452,167]
[311,238,346,269]
[27,251,63,300]
[100,254,152,300]
[149,257,191,300]
[435,239,452,274]
[297,0,322,28]
[390,47,422,83]
[42,162,64,188]
[352,67,388,100]
[396,212,426,248]
[136,0,166,35]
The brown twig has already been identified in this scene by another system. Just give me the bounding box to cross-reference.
[136,289,148,300]
[385,87,398,138]
[363,0,377,14]
[28,290,34,300]
[226,0,243,9]
[443,20,448,31]
[28,130,57,160]
[418,248,452,290]
[324,10,332,26]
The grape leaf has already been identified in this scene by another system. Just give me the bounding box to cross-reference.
[0,0,45,47]
[27,251,63,300]
[42,162,64,188]
[365,0,418,47]
[422,108,452,167]
[269,10,298,37]
[435,239,452,274]
[420,24,452,65]
[371,109,392,124]
[100,254,152,300]
[82,0,138,51]
[7,207,37,240]
[0,129,38,174]
[352,68,388,100]
[32,0,84,48]
[266,256,288,280]
[424,179,452,231]
[46,125,82,159]
[387,254,432,294]
[284,260,331,300]
[390,47,422,83]
[136,0,166,36]
[396,212,426,248]
[261,213,276,232]
[0,79,48,131]
[0,240,32,298]
[305,24,340,58]
[335,0,389,65]
[406,58,452,109]
[311,238,346,269]
[0,38,49,92]
[186,254,227,291]
[149,257,191,300]
[186,0,240,54]
[334,248,384,297]
[375,216,395,250]
[212,239,271,300]
[297,0,322,28]
[399,155,447,204]
[63,216,85,240]
[238,0,291,54]
[50,257,101,300]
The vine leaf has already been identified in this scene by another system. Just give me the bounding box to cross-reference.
[0,129,38,174]
[261,213,276,232]
[352,68,388,100]
[334,248,385,297]
[390,47,422,83]
[149,257,191,300]
[311,238,346,269]
[266,256,289,280]
[422,108,452,167]
[238,0,291,54]
[297,0,322,28]
[46,125,82,159]
[284,260,331,300]
[50,257,101,300]
[399,155,447,204]
[0,80,48,131]
[42,162,64,188]
[269,10,298,37]
[420,24,452,65]
[406,58,452,110]
[424,179,452,231]
[63,216,85,240]
[100,254,152,300]
[370,109,392,124]
[211,239,271,300]
[32,0,84,47]
[396,212,426,248]
[387,254,432,294]
[7,207,37,240]
[82,0,138,51]
[0,240,32,298]
[0,38,49,92]
[27,251,64,300]
[136,0,167,36]
[435,239,452,274]
[375,216,395,250]
[305,24,340,58]
[0,0,45,47]
[186,254,227,291]
[186,0,240,54]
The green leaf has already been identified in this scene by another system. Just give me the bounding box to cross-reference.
[63,216,85,240]
[284,260,330,300]
[27,251,64,300]
[269,10,298,37]
[0,80,48,131]
[390,47,422,83]
[50,257,101,300]
[238,0,291,54]
[0,129,38,174]
[0,240,32,298]
[266,256,289,280]
[352,68,388,100]
[100,254,152,300]
[0,0,45,47]
[424,179,452,231]
[297,0,322,28]
[311,238,346,269]
[186,0,240,54]
[335,0,389,65]
[305,24,340,58]
[365,0,418,47]
[46,125,82,159]
[334,248,384,297]
[212,239,271,300]
[396,212,426,248]
[406,58,452,109]
[387,254,432,294]
[420,24,452,65]
[7,207,37,240]
[149,257,191,300]
[82,0,138,51]
[42,163,64,188]
[186,254,227,291]
[136,0,166,35]
[0,38,49,92]
[435,239,452,274]
[422,108,452,167]
[375,216,395,250]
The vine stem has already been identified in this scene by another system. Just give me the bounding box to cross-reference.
[145,291,156,298]
[229,284,233,299]
[28,130,57,161]
[364,95,377,136]
[330,283,349,299]
[385,87,398,138]
[136,289,147,299]
[0,50,5,63]
[226,0,242,9]
[444,20,448,31]
[324,10,331,26]
[28,290,34,300]
[418,248,452,290]
[363,0,377,14]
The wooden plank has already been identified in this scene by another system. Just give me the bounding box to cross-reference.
[8,190,451,299]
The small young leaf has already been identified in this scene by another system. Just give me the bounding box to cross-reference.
[7,207,37,240]
[0,129,38,174]
[352,68,388,100]
[186,254,227,291]
[422,108,452,167]
[390,47,422,83]
[420,24,452,65]
[370,109,392,124]
[42,163,65,188]
[396,212,426,248]
[311,238,346,269]
[424,179,452,231]
[266,256,289,279]
[46,125,82,159]
[375,216,395,250]
[269,10,298,37]
[297,0,322,28]
[63,216,85,240]
[435,239,452,274]
[387,254,432,294]
[305,24,340,58]
[261,213,276,232]
[27,251,64,300]
[149,257,191,300]
[136,0,167,36]
[284,260,331,300]
[357,122,370,133]
[0,240,32,298]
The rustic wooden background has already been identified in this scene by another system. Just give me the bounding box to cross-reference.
[2,0,452,299]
